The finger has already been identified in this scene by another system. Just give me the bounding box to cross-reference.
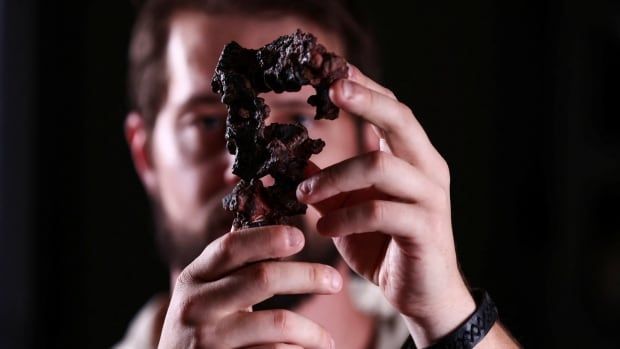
[346,63,396,100]
[301,160,360,215]
[329,79,448,180]
[184,261,342,322]
[209,310,335,349]
[297,151,443,206]
[179,226,305,284]
[221,261,343,310]
[316,200,430,241]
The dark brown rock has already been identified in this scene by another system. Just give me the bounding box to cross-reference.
[212,30,348,229]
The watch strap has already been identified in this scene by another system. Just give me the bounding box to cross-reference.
[400,290,498,349]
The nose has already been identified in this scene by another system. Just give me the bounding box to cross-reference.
[223,151,240,186]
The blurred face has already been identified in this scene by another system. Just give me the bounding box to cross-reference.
[148,12,360,269]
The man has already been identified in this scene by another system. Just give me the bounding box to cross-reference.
[119,0,520,348]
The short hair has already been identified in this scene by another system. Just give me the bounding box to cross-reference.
[128,0,380,127]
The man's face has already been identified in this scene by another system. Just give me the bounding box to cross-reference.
[147,12,361,269]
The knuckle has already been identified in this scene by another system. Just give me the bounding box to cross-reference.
[307,264,320,284]
[366,201,385,225]
[254,263,272,292]
[272,309,291,333]
[390,103,413,134]
[218,232,237,262]
[321,168,343,194]
[178,265,197,286]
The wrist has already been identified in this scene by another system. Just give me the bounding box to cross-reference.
[402,290,500,349]
[402,287,476,347]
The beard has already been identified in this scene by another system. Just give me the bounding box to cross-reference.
[153,185,235,271]
[153,185,340,310]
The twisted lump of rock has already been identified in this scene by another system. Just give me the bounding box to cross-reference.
[211,30,349,229]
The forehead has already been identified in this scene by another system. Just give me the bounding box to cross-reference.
[165,12,345,105]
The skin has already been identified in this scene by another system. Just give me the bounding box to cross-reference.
[126,10,520,349]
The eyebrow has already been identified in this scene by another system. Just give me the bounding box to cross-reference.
[268,100,313,109]
[180,93,222,112]
[179,93,312,114]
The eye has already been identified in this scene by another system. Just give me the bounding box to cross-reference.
[291,113,314,126]
[197,114,226,131]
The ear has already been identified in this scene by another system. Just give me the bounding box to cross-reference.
[125,112,158,197]
[361,121,381,152]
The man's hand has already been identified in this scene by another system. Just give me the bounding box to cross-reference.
[157,226,341,349]
[296,65,477,347]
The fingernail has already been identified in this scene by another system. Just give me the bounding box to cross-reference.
[297,179,313,196]
[341,79,353,99]
[288,230,302,247]
[331,272,342,290]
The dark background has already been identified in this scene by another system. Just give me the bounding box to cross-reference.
[1,0,619,348]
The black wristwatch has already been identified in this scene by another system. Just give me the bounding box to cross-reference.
[400,290,498,349]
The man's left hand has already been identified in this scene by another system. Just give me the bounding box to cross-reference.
[296,65,476,347]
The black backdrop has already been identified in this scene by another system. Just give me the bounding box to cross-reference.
[1,0,619,348]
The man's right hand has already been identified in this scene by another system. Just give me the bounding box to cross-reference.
[157,225,341,349]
